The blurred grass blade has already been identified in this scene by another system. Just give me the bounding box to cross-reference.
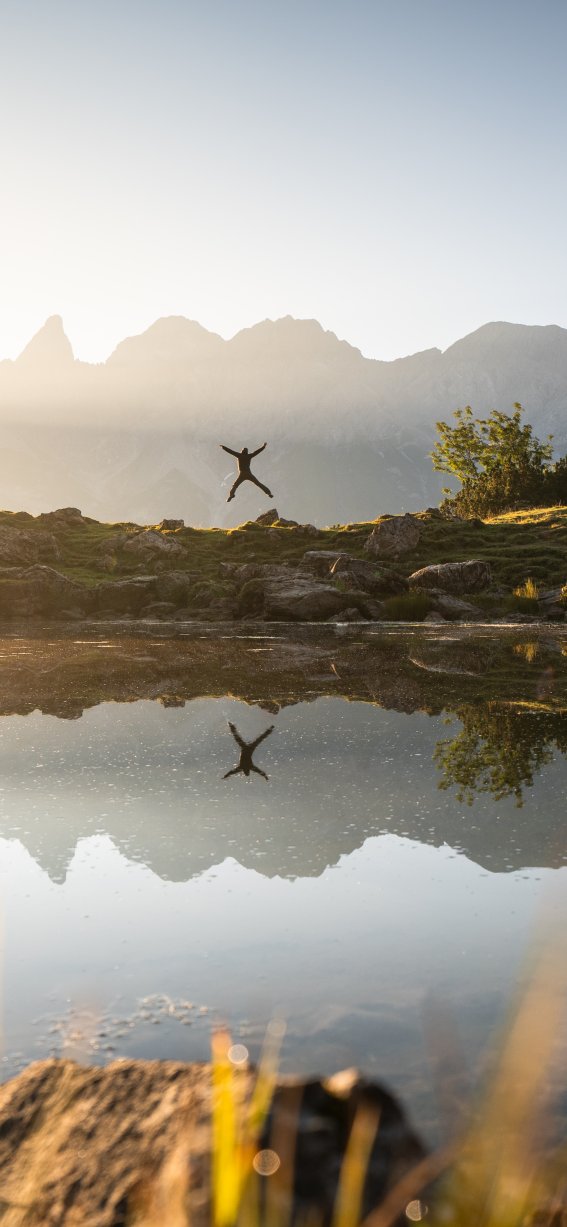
[212,1027,242,1227]
[332,1106,380,1227]
[247,1018,286,1137]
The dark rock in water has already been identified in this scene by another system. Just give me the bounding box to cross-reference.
[409,560,493,594]
[264,1073,427,1227]
[364,514,421,559]
[328,606,369,622]
[255,508,279,525]
[140,601,179,619]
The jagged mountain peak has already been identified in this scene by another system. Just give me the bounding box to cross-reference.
[107,315,224,365]
[17,315,74,365]
[229,315,363,361]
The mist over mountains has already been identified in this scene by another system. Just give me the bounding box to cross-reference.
[1,314,566,525]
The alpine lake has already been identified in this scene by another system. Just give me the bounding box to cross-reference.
[1,621,566,1143]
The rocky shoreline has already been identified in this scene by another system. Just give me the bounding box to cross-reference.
[0,505,565,625]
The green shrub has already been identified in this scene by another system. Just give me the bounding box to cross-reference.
[514,577,539,600]
[237,578,265,616]
[501,594,539,614]
[382,592,433,621]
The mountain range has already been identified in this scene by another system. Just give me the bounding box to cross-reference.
[1,315,566,524]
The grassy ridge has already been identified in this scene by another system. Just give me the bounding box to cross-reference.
[1,504,567,591]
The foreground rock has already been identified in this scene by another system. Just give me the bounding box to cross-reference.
[0,1059,426,1227]
[409,560,493,594]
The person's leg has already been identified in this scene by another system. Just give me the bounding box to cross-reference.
[227,475,245,502]
[248,474,273,498]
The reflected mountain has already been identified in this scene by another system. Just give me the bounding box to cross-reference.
[0,626,565,883]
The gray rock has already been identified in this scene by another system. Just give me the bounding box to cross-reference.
[255,508,279,526]
[123,530,184,558]
[299,550,347,575]
[264,579,356,621]
[538,586,565,605]
[140,602,179,619]
[424,611,447,622]
[330,555,408,596]
[0,525,61,565]
[90,577,156,614]
[364,514,420,559]
[38,506,84,523]
[409,560,493,594]
[153,570,194,604]
[328,607,369,623]
[430,592,484,619]
[0,565,86,618]
[158,518,184,530]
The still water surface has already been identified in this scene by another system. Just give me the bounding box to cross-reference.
[0,625,566,1138]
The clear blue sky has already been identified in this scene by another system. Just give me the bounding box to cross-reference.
[1,0,566,361]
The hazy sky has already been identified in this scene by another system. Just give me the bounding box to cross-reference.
[1,0,566,362]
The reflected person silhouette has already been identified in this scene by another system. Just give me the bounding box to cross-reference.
[223,721,275,780]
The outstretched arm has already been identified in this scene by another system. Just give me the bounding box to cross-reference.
[221,444,239,457]
[228,721,247,750]
[250,442,267,459]
[250,724,275,751]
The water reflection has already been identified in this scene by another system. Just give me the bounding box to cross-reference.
[224,721,275,780]
[0,625,566,1134]
[434,705,567,806]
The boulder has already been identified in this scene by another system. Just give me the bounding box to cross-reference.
[364,514,420,559]
[123,531,184,558]
[90,577,157,614]
[299,550,347,575]
[0,525,61,565]
[0,565,87,618]
[424,611,447,623]
[158,518,184,530]
[330,555,408,596]
[328,607,369,622]
[408,560,493,594]
[153,570,194,605]
[263,577,371,621]
[255,508,279,526]
[429,592,484,620]
[38,507,85,524]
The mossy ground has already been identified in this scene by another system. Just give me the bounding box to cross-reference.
[1,504,566,593]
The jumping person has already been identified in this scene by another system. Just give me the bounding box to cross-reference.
[223,722,275,780]
[220,442,273,502]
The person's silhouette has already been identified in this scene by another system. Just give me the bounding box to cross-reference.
[221,442,273,502]
[223,721,275,780]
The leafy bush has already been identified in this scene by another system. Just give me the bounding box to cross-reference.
[431,404,566,518]
[382,592,433,621]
